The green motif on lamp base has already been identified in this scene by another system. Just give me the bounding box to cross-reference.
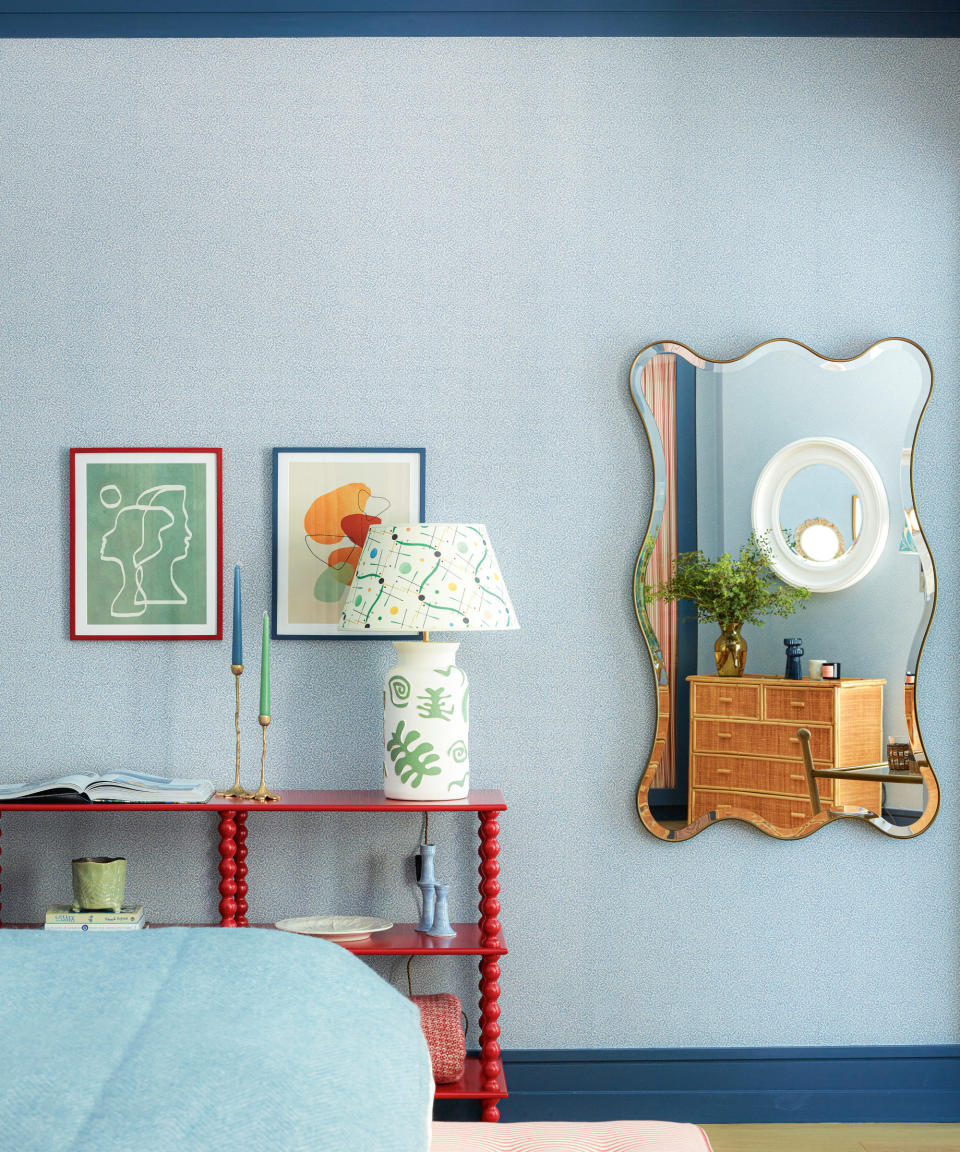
[417,687,454,720]
[387,675,412,708]
[386,720,442,788]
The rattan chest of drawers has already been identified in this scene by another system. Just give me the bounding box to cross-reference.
[687,675,885,826]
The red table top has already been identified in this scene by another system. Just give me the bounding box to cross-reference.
[0,788,506,813]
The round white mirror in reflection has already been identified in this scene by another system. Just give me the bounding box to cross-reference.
[795,518,845,561]
[778,462,858,560]
[752,437,889,592]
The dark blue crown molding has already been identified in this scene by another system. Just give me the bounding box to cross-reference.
[1,0,959,37]
[435,1046,960,1123]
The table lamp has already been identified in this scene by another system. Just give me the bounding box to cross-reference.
[339,523,518,801]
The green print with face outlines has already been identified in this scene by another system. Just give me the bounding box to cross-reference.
[86,461,207,626]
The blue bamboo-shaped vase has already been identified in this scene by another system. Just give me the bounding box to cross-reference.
[419,843,436,886]
[416,881,436,932]
[427,882,456,938]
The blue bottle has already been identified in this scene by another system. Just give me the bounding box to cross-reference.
[784,637,804,681]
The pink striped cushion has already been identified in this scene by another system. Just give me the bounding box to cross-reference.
[430,1121,713,1151]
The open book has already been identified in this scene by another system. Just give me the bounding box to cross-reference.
[0,770,215,804]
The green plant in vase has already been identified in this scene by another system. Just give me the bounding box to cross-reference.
[645,534,810,677]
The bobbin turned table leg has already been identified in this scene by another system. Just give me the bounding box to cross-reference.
[234,812,249,926]
[480,1099,501,1124]
[477,810,501,944]
[477,809,502,1121]
[217,810,239,926]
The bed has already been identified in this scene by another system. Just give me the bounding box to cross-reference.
[0,928,711,1151]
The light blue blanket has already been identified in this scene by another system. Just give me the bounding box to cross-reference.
[0,928,432,1152]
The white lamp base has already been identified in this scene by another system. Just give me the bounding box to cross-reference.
[383,641,470,801]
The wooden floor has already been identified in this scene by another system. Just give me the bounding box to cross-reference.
[703,1124,960,1151]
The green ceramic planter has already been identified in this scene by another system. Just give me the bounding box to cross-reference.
[71,856,126,912]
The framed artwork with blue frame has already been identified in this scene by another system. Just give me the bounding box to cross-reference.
[272,447,426,639]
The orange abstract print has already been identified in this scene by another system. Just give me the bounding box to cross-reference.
[303,482,388,604]
[304,483,373,544]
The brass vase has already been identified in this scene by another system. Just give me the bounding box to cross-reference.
[714,621,747,677]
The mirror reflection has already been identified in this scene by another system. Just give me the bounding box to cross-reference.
[781,464,857,560]
[631,339,937,841]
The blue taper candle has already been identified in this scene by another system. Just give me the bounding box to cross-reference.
[232,564,242,666]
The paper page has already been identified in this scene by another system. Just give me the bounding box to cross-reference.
[0,775,90,799]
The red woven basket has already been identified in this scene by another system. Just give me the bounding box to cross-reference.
[410,992,466,1084]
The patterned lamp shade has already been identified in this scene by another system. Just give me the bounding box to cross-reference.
[339,524,518,634]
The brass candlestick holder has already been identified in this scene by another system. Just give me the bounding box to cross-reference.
[249,714,281,803]
[217,665,255,800]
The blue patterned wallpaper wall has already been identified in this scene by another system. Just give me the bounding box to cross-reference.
[0,38,957,1046]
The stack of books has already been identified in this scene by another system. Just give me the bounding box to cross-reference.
[44,905,146,931]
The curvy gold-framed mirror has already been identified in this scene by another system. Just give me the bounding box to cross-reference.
[632,339,938,840]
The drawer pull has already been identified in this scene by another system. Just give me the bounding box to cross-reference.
[718,696,733,703]
[790,812,806,819]
[790,701,805,708]
[718,733,732,740]
[790,774,803,781]
[789,737,800,744]
[715,768,731,774]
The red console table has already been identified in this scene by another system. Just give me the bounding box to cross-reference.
[0,788,508,1122]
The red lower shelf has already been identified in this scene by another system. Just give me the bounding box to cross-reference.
[4,922,506,957]
[435,1056,507,1100]
[254,922,507,956]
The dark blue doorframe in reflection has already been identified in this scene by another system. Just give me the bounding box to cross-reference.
[649,355,698,818]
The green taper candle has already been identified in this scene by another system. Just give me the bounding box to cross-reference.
[259,611,271,717]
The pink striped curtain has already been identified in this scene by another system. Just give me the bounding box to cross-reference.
[642,354,678,790]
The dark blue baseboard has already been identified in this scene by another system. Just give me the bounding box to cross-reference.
[1,4,959,37]
[435,1046,960,1123]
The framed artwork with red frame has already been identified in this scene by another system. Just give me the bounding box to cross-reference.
[70,448,222,640]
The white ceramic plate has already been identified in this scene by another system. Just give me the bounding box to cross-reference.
[274,915,393,941]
